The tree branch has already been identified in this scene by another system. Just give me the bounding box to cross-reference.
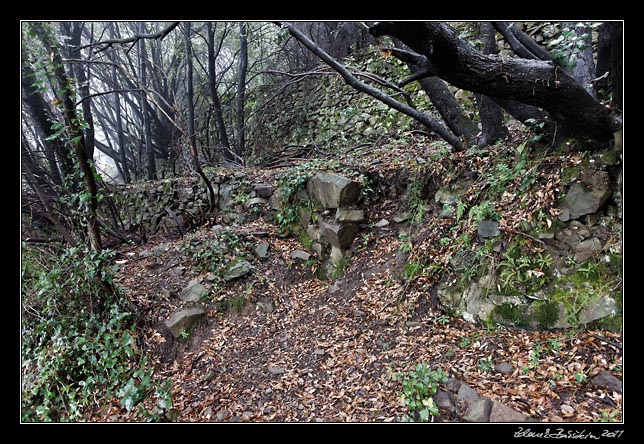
[81,21,180,52]
[74,88,143,106]
[276,22,464,151]
[491,21,540,60]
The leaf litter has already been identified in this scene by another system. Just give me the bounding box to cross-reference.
[96,137,621,423]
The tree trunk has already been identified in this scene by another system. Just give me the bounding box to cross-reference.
[235,22,248,160]
[563,22,596,97]
[138,22,156,180]
[475,22,508,146]
[391,41,479,146]
[183,23,217,214]
[369,22,621,144]
[207,22,233,162]
[21,56,66,187]
[67,22,97,159]
[608,22,622,111]
[109,23,131,183]
[31,23,104,254]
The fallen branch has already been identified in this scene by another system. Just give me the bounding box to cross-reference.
[591,333,622,351]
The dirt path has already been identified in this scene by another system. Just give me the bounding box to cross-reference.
[99,215,622,423]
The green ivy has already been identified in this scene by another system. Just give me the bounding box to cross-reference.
[21,244,173,422]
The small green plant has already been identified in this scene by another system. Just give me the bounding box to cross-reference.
[477,358,494,373]
[459,337,472,348]
[393,363,448,422]
[596,408,622,423]
[275,160,324,232]
[574,371,588,384]
[398,233,413,253]
[403,261,423,280]
[497,240,553,295]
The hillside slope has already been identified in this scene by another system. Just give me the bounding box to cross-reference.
[98,134,623,423]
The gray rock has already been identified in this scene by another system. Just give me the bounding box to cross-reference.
[353,308,366,317]
[179,279,210,302]
[256,301,274,314]
[290,250,311,261]
[243,197,268,210]
[268,367,286,375]
[489,401,529,422]
[223,258,253,282]
[478,220,500,238]
[457,382,481,402]
[494,362,514,375]
[462,398,492,422]
[374,218,389,228]
[564,172,612,219]
[254,183,275,198]
[558,208,571,222]
[164,307,206,338]
[254,242,270,259]
[307,225,322,242]
[579,295,617,324]
[591,370,622,393]
[320,219,359,249]
[574,237,602,263]
[307,172,361,209]
[433,389,456,413]
[335,208,365,223]
[393,212,409,223]
[329,246,344,266]
[218,184,234,211]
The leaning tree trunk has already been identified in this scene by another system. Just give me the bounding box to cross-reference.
[391,41,479,146]
[31,23,104,255]
[369,22,621,145]
[475,22,508,147]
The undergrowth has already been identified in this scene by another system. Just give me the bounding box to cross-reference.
[21,243,174,422]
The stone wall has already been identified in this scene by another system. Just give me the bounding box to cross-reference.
[107,169,365,276]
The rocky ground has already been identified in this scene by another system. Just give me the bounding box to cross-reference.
[91,144,623,423]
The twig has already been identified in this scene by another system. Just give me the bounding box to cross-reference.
[499,228,545,245]
[591,333,622,350]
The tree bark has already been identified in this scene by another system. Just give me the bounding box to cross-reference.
[563,22,596,97]
[207,22,233,162]
[183,22,217,214]
[390,43,479,146]
[138,22,156,180]
[21,57,66,186]
[108,23,131,183]
[369,22,621,144]
[31,23,104,254]
[235,22,248,159]
[476,22,508,146]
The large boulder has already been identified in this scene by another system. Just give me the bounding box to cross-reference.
[306,172,361,209]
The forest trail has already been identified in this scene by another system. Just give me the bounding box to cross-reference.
[98,167,622,423]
